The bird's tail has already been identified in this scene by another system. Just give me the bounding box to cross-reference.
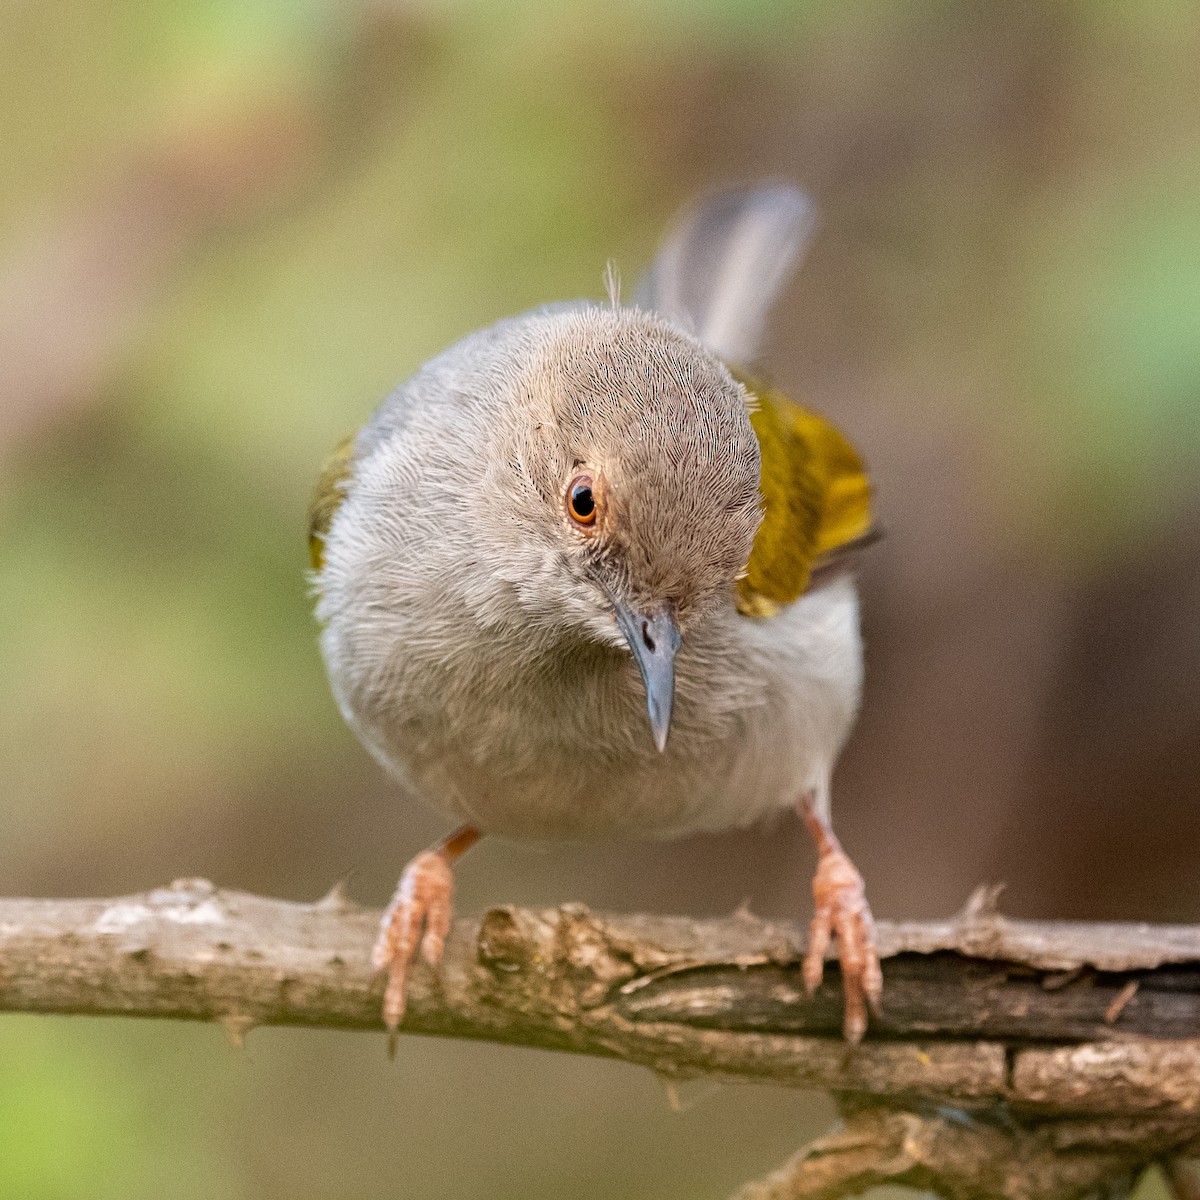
[634,182,817,366]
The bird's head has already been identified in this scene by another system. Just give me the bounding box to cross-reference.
[485,306,762,750]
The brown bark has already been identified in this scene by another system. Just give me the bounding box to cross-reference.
[3,880,1200,1199]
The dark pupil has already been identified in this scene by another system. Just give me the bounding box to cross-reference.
[571,484,594,517]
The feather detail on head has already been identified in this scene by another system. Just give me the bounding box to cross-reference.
[734,371,872,616]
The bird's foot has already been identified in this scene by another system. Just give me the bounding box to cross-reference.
[372,826,480,1054]
[800,799,882,1044]
[372,849,454,1051]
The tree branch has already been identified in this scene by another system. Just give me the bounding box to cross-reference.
[4,879,1200,1198]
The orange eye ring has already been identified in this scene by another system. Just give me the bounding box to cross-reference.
[566,474,598,527]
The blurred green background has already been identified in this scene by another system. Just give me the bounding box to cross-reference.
[3,2,1199,1197]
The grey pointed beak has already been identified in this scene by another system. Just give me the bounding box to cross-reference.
[614,604,681,752]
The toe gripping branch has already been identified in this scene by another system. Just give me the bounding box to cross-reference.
[371,825,481,1056]
[801,798,883,1044]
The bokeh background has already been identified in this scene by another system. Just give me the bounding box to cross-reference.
[3,2,1199,1197]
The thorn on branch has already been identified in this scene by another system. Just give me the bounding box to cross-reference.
[218,1011,256,1049]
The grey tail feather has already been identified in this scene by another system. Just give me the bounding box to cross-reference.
[634,182,817,366]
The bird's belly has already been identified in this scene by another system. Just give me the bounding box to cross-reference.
[343,582,863,842]
[408,719,787,842]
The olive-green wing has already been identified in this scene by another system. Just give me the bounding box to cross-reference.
[307,435,356,572]
[735,373,873,618]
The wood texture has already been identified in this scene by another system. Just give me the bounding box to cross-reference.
[4,880,1200,1198]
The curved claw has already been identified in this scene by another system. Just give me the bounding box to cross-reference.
[372,849,456,1053]
[372,826,481,1056]
[800,800,882,1044]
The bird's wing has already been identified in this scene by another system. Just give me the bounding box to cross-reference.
[308,434,356,572]
[735,373,873,617]
[634,182,817,365]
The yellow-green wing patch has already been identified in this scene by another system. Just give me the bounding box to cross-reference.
[734,372,872,617]
[308,435,356,571]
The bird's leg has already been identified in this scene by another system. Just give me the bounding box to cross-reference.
[800,796,882,1043]
[372,825,481,1052]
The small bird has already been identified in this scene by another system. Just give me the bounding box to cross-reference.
[310,183,882,1046]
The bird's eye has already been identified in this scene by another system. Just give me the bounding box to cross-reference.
[566,475,598,527]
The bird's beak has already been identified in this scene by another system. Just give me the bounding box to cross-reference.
[614,604,681,753]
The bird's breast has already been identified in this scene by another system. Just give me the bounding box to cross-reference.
[330,580,864,843]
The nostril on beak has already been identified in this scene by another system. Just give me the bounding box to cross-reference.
[614,604,680,753]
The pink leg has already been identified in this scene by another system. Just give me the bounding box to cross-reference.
[372,825,481,1053]
[800,797,882,1044]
